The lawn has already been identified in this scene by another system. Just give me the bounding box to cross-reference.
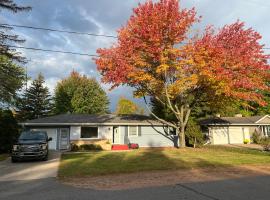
[58,146,270,178]
[0,154,9,161]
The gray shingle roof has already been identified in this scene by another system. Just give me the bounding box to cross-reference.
[200,116,265,125]
[22,114,162,125]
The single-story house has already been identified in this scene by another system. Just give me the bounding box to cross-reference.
[200,115,270,145]
[20,114,178,150]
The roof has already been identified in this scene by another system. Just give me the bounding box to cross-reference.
[200,115,270,126]
[21,114,163,126]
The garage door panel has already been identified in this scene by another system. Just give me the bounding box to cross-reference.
[212,127,229,145]
[229,127,244,144]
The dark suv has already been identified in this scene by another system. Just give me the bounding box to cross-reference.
[11,131,52,162]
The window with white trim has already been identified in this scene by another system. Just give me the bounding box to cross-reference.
[128,126,138,137]
[81,127,98,139]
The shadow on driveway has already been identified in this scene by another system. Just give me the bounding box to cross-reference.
[0,150,61,181]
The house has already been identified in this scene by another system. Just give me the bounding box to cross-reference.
[20,114,178,150]
[200,114,270,145]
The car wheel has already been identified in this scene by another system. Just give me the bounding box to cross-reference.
[11,157,18,163]
[42,153,48,161]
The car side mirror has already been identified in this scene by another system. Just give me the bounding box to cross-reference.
[47,137,52,141]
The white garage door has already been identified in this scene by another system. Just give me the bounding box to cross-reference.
[211,127,229,144]
[229,127,244,144]
[31,128,57,150]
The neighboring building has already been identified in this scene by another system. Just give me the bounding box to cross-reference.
[20,114,177,150]
[201,115,270,145]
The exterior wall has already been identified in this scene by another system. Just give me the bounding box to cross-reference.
[120,125,176,147]
[257,116,270,124]
[69,125,113,150]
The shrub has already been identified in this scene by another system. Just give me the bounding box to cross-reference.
[260,138,270,151]
[70,143,79,151]
[185,120,204,148]
[79,144,103,151]
[0,109,19,153]
[252,131,262,144]
[243,139,250,144]
[128,143,139,149]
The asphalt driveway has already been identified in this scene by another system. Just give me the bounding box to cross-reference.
[0,150,60,181]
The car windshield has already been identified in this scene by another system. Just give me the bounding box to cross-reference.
[19,131,47,140]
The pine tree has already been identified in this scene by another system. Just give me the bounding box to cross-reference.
[0,0,31,63]
[17,73,52,120]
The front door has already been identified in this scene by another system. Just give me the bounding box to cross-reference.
[59,128,69,150]
[113,127,120,144]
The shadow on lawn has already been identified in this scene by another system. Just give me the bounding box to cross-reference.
[60,148,237,178]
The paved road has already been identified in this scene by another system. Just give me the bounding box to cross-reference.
[1,176,270,200]
[1,153,270,200]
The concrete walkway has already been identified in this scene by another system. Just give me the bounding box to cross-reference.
[0,151,61,181]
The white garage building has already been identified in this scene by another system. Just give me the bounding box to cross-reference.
[201,115,270,145]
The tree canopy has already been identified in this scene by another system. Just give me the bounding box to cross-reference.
[16,73,52,120]
[54,71,109,114]
[0,55,25,104]
[115,97,144,115]
[96,0,270,147]
[0,0,31,63]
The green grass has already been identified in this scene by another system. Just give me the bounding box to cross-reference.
[0,154,9,161]
[58,146,270,178]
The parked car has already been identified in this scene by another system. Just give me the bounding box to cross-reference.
[11,130,52,162]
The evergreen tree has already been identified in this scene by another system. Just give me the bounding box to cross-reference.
[0,55,25,104]
[0,0,31,63]
[17,73,52,120]
[0,1,30,104]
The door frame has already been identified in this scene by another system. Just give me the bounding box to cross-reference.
[112,126,121,144]
[59,128,70,150]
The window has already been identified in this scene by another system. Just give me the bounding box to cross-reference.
[81,127,98,139]
[167,127,176,135]
[128,126,138,137]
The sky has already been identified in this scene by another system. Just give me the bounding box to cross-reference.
[1,0,270,112]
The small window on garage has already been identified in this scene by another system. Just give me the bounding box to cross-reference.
[81,127,98,139]
[167,127,176,135]
[128,126,138,137]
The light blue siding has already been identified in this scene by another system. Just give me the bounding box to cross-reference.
[119,125,177,147]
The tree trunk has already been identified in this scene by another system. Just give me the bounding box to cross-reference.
[178,126,186,148]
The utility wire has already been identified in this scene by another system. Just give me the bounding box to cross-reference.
[0,23,117,38]
[5,45,99,57]
[5,44,270,58]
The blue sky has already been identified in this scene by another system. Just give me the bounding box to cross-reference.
[1,0,270,112]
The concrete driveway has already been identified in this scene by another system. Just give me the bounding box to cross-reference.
[0,151,60,181]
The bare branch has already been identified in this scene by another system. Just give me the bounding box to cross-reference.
[143,96,178,129]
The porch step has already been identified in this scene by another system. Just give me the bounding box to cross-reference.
[111,144,129,150]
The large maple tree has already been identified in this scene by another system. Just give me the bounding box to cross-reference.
[95,0,270,147]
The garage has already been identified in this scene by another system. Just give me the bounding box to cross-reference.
[211,127,229,144]
[228,127,244,144]
[31,128,58,150]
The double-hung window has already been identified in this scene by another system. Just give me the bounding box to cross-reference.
[128,126,138,137]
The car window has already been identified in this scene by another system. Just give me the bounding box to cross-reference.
[19,131,47,140]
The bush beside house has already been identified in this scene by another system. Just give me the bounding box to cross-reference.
[0,110,19,153]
